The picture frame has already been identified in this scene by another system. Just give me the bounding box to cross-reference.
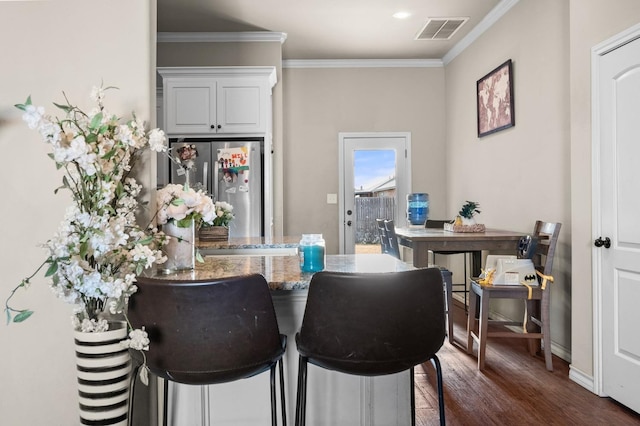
[477,59,515,137]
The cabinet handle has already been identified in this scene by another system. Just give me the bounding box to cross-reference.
[217,124,222,129]
[210,125,215,129]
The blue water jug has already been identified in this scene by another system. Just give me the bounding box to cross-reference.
[407,193,429,226]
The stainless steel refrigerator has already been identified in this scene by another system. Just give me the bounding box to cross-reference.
[168,137,263,238]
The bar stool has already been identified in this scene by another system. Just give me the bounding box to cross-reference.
[127,274,287,426]
[294,268,446,426]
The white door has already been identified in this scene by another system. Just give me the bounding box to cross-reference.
[338,132,411,254]
[594,30,640,413]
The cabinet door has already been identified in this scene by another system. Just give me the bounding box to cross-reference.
[164,81,217,134]
[216,79,268,133]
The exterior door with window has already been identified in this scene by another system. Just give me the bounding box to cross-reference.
[339,132,411,254]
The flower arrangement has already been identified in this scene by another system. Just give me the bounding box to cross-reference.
[5,85,169,385]
[210,201,234,228]
[155,183,219,228]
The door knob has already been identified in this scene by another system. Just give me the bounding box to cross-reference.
[594,237,611,248]
[347,220,352,226]
[347,210,352,215]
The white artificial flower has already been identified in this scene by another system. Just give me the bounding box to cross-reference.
[116,124,135,147]
[130,245,159,269]
[39,120,61,144]
[121,327,150,351]
[165,202,190,221]
[148,128,167,152]
[76,152,98,176]
[9,86,169,393]
[22,104,45,129]
[80,318,108,333]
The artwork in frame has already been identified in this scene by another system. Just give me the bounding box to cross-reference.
[477,59,515,137]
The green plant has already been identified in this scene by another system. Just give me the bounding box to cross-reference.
[459,201,481,219]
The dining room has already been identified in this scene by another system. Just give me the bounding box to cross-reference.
[2,0,640,425]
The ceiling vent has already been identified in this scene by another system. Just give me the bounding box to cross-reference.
[415,17,469,40]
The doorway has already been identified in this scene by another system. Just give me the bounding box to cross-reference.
[338,132,411,254]
[592,25,640,413]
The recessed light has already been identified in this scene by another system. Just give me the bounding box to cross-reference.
[393,11,412,19]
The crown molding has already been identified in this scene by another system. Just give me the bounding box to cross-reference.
[157,31,288,44]
[443,0,520,65]
[156,0,518,67]
[283,59,443,69]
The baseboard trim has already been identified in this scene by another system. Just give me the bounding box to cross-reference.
[568,365,596,393]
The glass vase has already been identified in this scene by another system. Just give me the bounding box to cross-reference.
[162,218,195,272]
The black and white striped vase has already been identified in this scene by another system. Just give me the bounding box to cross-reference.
[74,321,131,426]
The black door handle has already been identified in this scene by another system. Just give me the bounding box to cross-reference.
[594,237,611,248]
[347,220,352,226]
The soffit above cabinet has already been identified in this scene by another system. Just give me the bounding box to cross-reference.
[157,67,277,89]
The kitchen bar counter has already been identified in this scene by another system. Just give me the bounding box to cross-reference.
[148,253,418,426]
[154,253,414,290]
[196,235,300,256]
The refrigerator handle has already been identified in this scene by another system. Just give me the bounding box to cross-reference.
[213,161,219,202]
[203,161,208,193]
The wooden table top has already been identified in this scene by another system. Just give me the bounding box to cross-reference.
[395,227,525,242]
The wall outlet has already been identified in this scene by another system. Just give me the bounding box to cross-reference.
[327,193,338,204]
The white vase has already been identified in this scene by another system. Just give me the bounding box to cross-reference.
[461,217,477,226]
[74,321,131,426]
[163,218,195,272]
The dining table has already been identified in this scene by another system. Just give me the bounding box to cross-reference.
[394,226,526,275]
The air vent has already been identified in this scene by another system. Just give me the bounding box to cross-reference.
[415,17,469,40]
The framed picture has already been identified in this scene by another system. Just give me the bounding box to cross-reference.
[477,59,514,137]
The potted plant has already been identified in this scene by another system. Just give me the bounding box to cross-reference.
[5,85,169,424]
[199,201,234,241]
[456,200,481,226]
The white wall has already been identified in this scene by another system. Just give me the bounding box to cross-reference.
[0,1,155,424]
[444,0,572,356]
[568,0,640,379]
[283,66,447,253]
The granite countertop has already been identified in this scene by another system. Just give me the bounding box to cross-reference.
[197,235,300,250]
[149,254,414,291]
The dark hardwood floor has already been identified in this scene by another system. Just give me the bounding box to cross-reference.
[415,301,640,426]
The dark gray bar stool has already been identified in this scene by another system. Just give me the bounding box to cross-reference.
[294,268,446,426]
[127,274,287,426]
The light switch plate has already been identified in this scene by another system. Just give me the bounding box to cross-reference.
[327,193,338,204]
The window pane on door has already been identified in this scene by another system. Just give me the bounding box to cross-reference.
[354,150,396,254]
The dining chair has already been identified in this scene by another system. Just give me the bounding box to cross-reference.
[425,219,476,312]
[383,219,401,259]
[382,218,454,344]
[467,220,561,371]
[294,268,446,426]
[376,218,392,255]
[126,274,287,426]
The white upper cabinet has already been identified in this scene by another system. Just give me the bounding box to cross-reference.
[158,67,277,135]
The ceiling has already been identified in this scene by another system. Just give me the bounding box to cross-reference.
[157,0,505,61]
